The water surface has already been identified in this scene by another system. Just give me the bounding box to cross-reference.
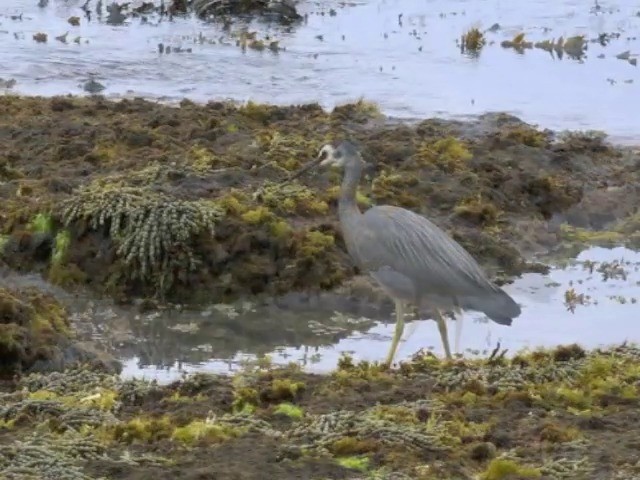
[110,246,639,382]
[5,246,636,382]
[0,0,639,141]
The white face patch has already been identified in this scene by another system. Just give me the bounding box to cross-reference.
[318,144,337,166]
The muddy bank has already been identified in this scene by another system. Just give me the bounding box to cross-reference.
[0,285,120,376]
[0,344,638,479]
[0,95,638,306]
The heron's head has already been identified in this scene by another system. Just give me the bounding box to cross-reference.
[316,140,363,170]
[281,140,370,185]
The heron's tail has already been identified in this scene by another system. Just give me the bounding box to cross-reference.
[460,288,521,326]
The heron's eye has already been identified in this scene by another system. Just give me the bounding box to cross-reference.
[319,149,328,161]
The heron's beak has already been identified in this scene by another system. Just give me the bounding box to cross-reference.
[282,155,323,183]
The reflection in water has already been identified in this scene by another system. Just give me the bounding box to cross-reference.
[1,246,638,381]
[116,246,640,382]
[1,0,639,139]
[117,301,380,369]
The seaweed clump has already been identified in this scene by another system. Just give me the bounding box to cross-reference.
[256,181,329,216]
[0,287,70,375]
[461,27,486,57]
[60,183,224,296]
[414,136,473,173]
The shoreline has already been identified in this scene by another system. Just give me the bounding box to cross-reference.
[4,91,640,149]
[1,344,640,479]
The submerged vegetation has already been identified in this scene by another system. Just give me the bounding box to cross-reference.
[0,344,639,479]
[1,96,636,305]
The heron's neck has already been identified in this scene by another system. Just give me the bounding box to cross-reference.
[338,161,363,220]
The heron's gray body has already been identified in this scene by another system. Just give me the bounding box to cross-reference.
[306,140,521,364]
[340,204,520,324]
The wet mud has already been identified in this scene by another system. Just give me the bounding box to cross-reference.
[2,345,640,479]
[0,95,639,307]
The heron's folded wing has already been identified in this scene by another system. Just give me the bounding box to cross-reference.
[353,205,501,296]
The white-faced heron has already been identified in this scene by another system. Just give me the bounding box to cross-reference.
[288,140,522,367]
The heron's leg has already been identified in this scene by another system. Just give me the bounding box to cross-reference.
[384,300,405,367]
[454,309,463,355]
[434,309,452,359]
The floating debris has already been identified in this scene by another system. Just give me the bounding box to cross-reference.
[33,32,47,43]
[616,50,631,60]
[55,31,69,43]
[82,78,105,94]
[502,33,588,59]
[0,78,16,89]
[460,27,486,57]
[501,32,533,53]
[106,2,127,25]
[564,287,592,312]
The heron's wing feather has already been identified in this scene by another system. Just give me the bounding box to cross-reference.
[353,205,500,296]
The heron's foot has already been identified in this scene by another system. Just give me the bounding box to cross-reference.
[382,354,393,370]
[434,309,453,360]
[453,313,463,356]
[445,351,465,361]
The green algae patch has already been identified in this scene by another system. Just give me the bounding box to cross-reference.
[1,344,640,479]
[257,180,329,216]
[454,195,504,227]
[28,212,54,234]
[497,124,550,148]
[273,402,304,420]
[480,458,541,479]
[0,96,638,306]
[172,418,245,445]
[336,455,370,472]
[297,230,335,257]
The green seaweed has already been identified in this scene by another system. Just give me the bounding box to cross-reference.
[60,183,224,295]
[52,230,71,265]
[28,212,53,234]
[273,402,304,420]
[480,458,541,480]
[337,455,370,472]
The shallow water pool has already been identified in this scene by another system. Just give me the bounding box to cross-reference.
[114,246,640,382]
